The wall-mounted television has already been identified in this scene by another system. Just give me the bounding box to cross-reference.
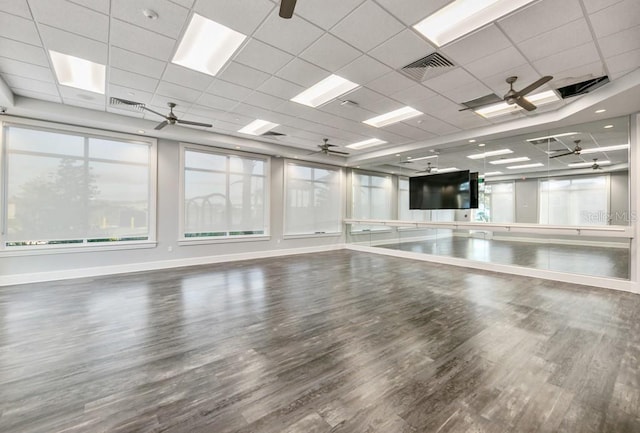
[409,170,479,210]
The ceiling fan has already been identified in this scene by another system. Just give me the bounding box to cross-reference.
[460,75,553,112]
[279,0,297,18]
[550,139,582,158]
[309,138,349,156]
[110,97,212,130]
[416,162,435,174]
[592,158,602,170]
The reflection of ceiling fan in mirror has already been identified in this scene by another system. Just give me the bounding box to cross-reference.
[460,75,553,112]
[416,162,435,174]
[309,138,349,156]
[279,0,297,18]
[592,158,602,170]
[550,139,582,158]
[110,97,212,130]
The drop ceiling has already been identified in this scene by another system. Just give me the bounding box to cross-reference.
[0,0,639,169]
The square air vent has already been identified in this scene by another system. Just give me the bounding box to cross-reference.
[400,52,455,82]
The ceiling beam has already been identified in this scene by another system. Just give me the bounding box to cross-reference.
[0,75,14,109]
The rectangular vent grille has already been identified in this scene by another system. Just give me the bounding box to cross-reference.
[529,137,558,146]
[401,52,455,82]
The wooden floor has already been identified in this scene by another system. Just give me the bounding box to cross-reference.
[1,250,639,432]
[380,236,630,279]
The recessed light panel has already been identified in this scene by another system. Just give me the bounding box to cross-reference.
[346,138,387,149]
[413,0,536,47]
[434,167,459,173]
[526,132,578,142]
[580,144,629,154]
[467,149,513,159]
[489,156,530,165]
[484,171,503,176]
[363,106,423,128]
[172,14,246,76]
[238,119,279,135]
[291,74,359,108]
[408,155,439,162]
[49,50,105,94]
[507,163,544,169]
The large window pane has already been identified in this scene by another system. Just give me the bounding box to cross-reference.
[352,172,392,231]
[398,178,429,221]
[540,175,608,225]
[284,162,341,235]
[183,148,268,238]
[4,125,153,246]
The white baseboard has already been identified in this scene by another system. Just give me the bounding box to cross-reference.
[346,244,639,295]
[0,244,346,286]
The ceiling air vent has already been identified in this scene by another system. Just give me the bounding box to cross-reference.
[528,137,558,146]
[460,93,503,111]
[261,131,286,137]
[400,52,455,82]
[557,76,609,99]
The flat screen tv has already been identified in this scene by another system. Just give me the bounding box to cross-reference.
[409,170,479,210]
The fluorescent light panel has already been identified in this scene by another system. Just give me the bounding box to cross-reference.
[484,171,503,176]
[408,155,438,162]
[475,90,559,118]
[568,160,610,168]
[526,132,579,142]
[363,106,423,128]
[507,163,544,169]
[434,167,459,173]
[172,14,246,76]
[291,74,359,107]
[467,148,513,159]
[489,156,529,165]
[414,0,536,47]
[49,50,105,94]
[238,119,279,135]
[346,138,387,149]
[580,144,629,154]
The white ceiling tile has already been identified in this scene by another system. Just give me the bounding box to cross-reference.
[109,67,159,93]
[498,0,583,43]
[581,0,625,13]
[359,96,407,115]
[598,25,640,59]
[0,0,31,18]
[106,106,144,118]
[217,61,271,89]
[0,57,54,82]
[254,14,324,56]
[0,37,48,66]
[197,93,239,111]
[605,48,640,78]
[368,29,435,69]
[108,84,154,105]
[366,71,418,95]
[59,86,105,104]
[589,0,640,38]
[551,61,605,87]
[207,79,253,101]
[275,58,328,87]
[532,42,601,76]
[317,101,375,122]
[440,25,511,65]
[374,0,450,26]
[465,46,528,79]
[343,87,386,107]
[234,38,294,75]
[110,47,166,79]
[111,0,189,39]
[61,97,104,111]
[257,76,304,99]
[39,25,108,64]
[12,88,61,103]
[168,0,195,9]
[29,0,109,41]
[231,103,277,120]
[411,94,463,118]
[195,0,274,35]
[390,84,437,106]
[330,1,404,52]
[424,68,483,93]
[110,19,177,61]
[415,115,461,136]
[300,33,361,71]
[0,10,41,45]
[1,73,58,95]
[162,63,214,91]
[68,0,110,14]
[156,81,202,103]
[336,55,391,85]
[294,0,364,29]
[242,91,285,110]
[382,122,433,141]
[518,19,593,62]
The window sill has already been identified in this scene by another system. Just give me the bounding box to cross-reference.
[0,241,157,257]
[178,235,271,246]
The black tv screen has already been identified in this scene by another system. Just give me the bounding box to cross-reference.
[409,170,478,210]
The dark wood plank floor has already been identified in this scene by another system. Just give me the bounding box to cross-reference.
[380,236,630,279]
[1,250,639,432]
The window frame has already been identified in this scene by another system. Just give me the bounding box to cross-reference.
[283,159,344,239]
[0,118,157,255]
[178,143,270,245]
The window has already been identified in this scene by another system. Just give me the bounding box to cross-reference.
[2,123,155,249]
[539,175,608,225]
[351,171,392,231]
[398,177,429,221]
[284,162,342,235]
[485,182,514,223]
[182,145,268,239]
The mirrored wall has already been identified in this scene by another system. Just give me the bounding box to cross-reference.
[347,116,631,280]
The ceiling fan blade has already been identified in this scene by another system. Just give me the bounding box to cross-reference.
[328,150,349,155]
[177,119,213,128]
[515,97,537,111]
[516,75,553,97]
[154,120,169,130]
[279,0,297,18]
[549,151,574,159]
[141,105,169,118]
